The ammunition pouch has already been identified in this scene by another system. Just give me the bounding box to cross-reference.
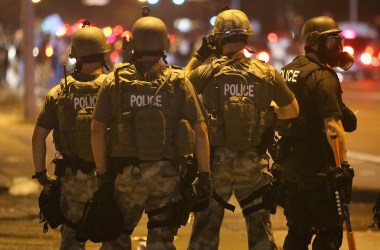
[52,156,95,178]
[75,184,123,243]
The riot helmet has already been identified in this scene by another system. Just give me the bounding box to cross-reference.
[212,9,253,39]
[69,26,110,60]
[130,16,170,52]
[302,16,354,70]
[301,16,341,47]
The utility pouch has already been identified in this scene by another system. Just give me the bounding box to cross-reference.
[57,97,75,131]
[134,106,166,161]
[52,158,68,178]
[207,115,224,147]
[116,112,135,146]
[175,119,195,156]
[75,108,94,162]
[224,96,255,150]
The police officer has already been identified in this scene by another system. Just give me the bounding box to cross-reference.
[31,23,110,249]
[187,9,299,250]
[278,16,356,250]
[91,14,212,250]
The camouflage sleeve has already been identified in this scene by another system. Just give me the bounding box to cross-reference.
[273,70,295,107]
[180,79,205,126]
[35,85,61,129]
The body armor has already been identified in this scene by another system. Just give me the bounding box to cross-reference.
[201,57,276,150]
[110,63,194,160]
[54,74,106,162]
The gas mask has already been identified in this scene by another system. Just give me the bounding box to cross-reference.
[319,35,354,71]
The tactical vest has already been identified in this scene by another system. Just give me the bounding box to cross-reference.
[110,63,195,161]
[280,55,328,138]
[201,57,275,150]
[54,74,106,162]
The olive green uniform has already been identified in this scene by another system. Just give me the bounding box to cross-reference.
[93,62,204,250]
[187,52,294,250]
[36,73,105,250]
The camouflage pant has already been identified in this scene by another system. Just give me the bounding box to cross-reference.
[60,168,98,250]
[188,147,277,250]
[101,160,180,250]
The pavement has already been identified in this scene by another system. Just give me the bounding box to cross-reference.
[0,87,380,249]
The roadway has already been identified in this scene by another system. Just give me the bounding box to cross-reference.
[0,79,379,249]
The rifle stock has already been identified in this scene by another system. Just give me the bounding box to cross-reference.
[330,133,357,250]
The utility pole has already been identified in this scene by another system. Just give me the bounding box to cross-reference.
[21,0,36,121]
[349,0,358,22]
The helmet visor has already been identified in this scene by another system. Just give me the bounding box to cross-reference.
[325,35,344,51]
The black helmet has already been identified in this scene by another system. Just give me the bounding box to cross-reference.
[212,9,253,40]
[301,16,341,46]
[69,26,111,59]
[130,16,170,52]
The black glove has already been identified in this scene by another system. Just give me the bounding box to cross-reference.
[334,162,354,203]
[32,169,57,187]
[194,37,213,62]
[192,172,212,203]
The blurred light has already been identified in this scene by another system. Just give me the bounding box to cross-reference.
[32,0,41,3]
[8,46,16,61]
[147,0,159,4]
[45,44,54,58]
[33,47,39,57]
[174,18,192,33]
[113,25,123,36]
[257,51,270,63]
[342,29,357,39]
[110,51,120,63]
[56,25,67,37]
[82,0,110,6]
[267,32,278,43]
[365,46,374,55]
[343,45,354,55]
[173,0,185,5]
[114,40,123,50]
[243,48,253,58]
[107,34,117,44]
[138,0,147,2]
[210,16,217,26]
[169,34,176,44]
[360,52,372,65]
[102,26,113,37]
[378,52,380,61]
[68,57,76,65]
[64,24,73,36]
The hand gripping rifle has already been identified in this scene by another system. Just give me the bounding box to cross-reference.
[330,133,357,250]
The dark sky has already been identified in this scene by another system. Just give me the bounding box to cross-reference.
[1,0,380,36]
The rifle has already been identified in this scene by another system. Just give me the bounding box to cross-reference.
[330,133,357,250]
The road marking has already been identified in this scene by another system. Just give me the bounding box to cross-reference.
[348,151,380,163]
